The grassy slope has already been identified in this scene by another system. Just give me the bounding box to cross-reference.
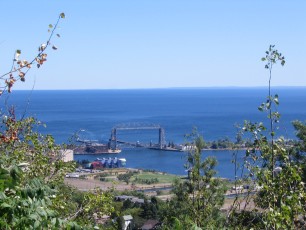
[131,172,179,184]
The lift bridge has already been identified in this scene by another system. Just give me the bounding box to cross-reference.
[110,123,166,150]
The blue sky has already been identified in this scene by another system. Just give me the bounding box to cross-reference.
[1,1,306,89]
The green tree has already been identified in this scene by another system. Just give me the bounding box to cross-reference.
[229,46,306,229]
[162,130,226,229]
[290,120,306,189]
[118,172,134,184]
[0,13,114,229]
[292,120,306,153]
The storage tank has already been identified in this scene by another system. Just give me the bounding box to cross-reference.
[113,157,118,167]
[107,157,112,168]
[118,158,127,167]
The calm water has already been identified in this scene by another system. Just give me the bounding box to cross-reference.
[3,88,306,179]
[74,148,245,179]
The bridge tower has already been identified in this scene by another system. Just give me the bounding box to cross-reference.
[110,128,117,150]
[159,128,165,149]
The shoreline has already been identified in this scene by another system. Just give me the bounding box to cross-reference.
[73,147,248,155]
[202,147,247,151]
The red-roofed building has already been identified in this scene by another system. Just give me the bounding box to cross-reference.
[91,161,103,169]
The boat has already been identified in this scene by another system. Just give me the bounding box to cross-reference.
[74,142,121,154]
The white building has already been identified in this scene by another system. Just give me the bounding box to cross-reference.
[122,215,133,230]
[60,149,74,162]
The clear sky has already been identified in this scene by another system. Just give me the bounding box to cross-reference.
[1,1,306,90]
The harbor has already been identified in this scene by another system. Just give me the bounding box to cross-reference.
[73,123,186,155]
[74,148,245,180]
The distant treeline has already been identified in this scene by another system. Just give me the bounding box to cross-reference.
[206,138,297,149]
[168,138,298,150]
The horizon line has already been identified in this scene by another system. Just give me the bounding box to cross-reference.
[14,86,306,91]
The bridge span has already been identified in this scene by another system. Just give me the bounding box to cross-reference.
[110,123,166,150]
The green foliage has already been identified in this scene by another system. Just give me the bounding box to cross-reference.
[161,131,226,229]
[134,177,159,184]
[208,137,234,149]
[0,112,115,229]
[111,195,161,230]
[228,46,306,229]
[0,174,60,229]
[0,13,115,229]
[0,114,74,228]
[117,171,136,184]
[292,120,306,152]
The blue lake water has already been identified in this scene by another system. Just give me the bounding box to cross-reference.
[74,148,245,180]
[3,87,306,179]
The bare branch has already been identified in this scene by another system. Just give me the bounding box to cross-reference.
[0,13,65,95]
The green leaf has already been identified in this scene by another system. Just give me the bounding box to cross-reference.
[0,192,7,199]
[37,208,47,217]
[261,57,266,61]
[51,218,57,226]
[48,24,53,28]
[29,214,38,220]
[34,220,40,229]
[41,199,46,207]
[60,12,65,18]
[46,209,55,217]
[1,203,11,208]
